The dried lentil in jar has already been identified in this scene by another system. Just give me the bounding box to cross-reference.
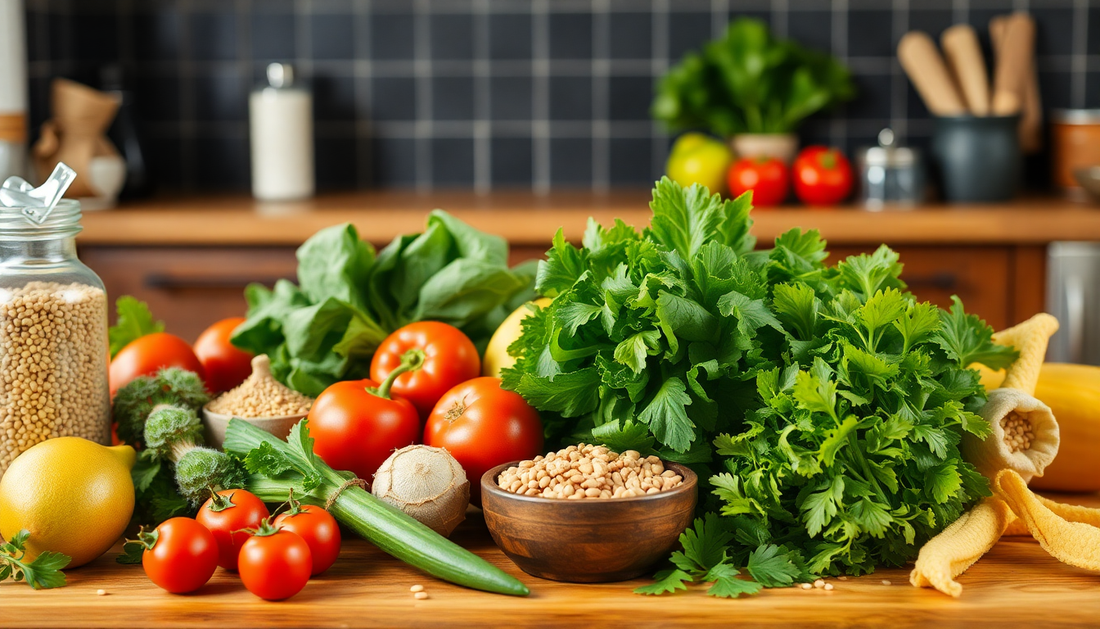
[0,199,111,478]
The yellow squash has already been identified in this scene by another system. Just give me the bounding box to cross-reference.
[978,362,1100,492]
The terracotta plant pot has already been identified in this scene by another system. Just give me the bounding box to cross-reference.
[729,133,799,163]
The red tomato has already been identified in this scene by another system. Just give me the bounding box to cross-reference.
[727,157,789,206]
[238,528,312,601]
[140,517,219,594]
[195,489,271,572]
[792,146,853,206]
[273,504,341,575]
[307,379,420,483]
[194,317,253,394]
[424,377,543,504]
[110,332,206,397]
[370,321,480,419]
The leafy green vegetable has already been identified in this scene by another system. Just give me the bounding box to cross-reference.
[108,296,165,358]
[0,530,70,589]
[652,18,855,136]
[503,177,1017,593]
[232,212,536,396]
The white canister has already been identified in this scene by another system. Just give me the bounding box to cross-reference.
[0,0,28,181]
[249,63,314,201]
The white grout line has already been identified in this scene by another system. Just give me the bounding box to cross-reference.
[1071,0,1088,108]
[473,0,491,192]
[890,0,908,144]
[532,0,550,194]
[831,0,848,149]
[592,0,610,191]
[413,0,432,191]
[353,0,371,186]
[651,0,670,181]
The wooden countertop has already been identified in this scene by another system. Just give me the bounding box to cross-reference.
[5,497,1100,628]
[76,191,1100,247]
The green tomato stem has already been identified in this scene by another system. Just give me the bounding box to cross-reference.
[368,348,425,400]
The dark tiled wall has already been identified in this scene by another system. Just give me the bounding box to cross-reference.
[23,0,1100,192]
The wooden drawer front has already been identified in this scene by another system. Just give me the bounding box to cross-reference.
[80,246,299,342]
[829,245,1011,331]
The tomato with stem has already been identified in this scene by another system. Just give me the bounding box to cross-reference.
[194,317,253,394]
[370,321,480,418]
[424,377,543,504]
[308,352,422,483]
[109,332,206,397]
[792,146,853,206]
[195,488,270,571]
[273,492,341,575]
[727,157,789,207]
[238,518,312,601]
[135,518,219,594]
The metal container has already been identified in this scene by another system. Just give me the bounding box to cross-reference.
[855,129,925,210]
[1047,242,1100,364]
[1052,109,1100,200]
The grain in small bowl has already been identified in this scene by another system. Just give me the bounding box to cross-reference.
[481,444,697,583]
[202,354,314,448]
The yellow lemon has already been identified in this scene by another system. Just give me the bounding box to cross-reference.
[0,437,136,568]
[483,298,552,378]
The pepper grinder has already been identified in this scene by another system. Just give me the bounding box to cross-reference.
[249,63,314,201]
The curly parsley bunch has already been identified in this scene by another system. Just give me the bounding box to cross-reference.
[502,178,1016,594]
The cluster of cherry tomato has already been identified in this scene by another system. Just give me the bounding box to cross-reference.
[138,489,340,600]
[309,320,544,502]
[728,146,854,207]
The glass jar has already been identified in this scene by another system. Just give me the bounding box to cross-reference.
[0,199,109,478]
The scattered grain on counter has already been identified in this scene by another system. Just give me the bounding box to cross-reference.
[413,592,429,600]
[207,354,313,418]
[410,584,424,593]
[881,580,892,586]
[496,443,684,500]
[813,579,825,589]
[837,576,847,581]
[96,589,107,596]
[823,583,834,591]
[0,282,109,477]
[1002,410,1035,452]
[800,583,813,590]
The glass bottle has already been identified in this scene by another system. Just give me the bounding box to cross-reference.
[0,198,110,478]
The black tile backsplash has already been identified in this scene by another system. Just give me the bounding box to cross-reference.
[23,0,1099,192]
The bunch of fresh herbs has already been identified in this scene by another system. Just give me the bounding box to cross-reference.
[501,177,1016,595]
[652,18,855,136]
[232,210,537,396]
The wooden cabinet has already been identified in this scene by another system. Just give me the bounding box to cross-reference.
[80,246,299,342]
[82,241,1047,342]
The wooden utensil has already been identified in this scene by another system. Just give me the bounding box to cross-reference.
[898,31,968,116]
[990,13,1034,117]
[480,461,697,583]
[992,13,1042,152]
[941,25,990,115]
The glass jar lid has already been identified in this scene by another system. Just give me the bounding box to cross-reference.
[857,128,919,168]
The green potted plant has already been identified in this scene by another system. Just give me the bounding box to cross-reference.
[652,18,855,163]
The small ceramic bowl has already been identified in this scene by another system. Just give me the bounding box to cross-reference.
[201,405,307,449]
[480,461,697,583]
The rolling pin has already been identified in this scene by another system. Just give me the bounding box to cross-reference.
[898,31,968,116]
[941,25,989,115]
[990,13,1034,118]
[991,14,1042,152]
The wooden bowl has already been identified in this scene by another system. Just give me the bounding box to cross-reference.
[201,405,306,449]
[480,461,697,583]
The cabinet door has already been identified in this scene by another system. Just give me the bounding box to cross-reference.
[79,246,299,342]
[828,245,1011,331]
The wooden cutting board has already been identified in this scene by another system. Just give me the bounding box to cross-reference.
[3,496,1100,628]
